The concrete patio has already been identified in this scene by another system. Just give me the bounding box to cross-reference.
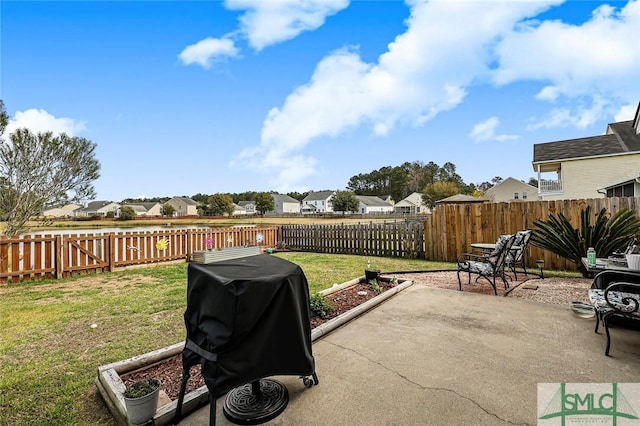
[178,285,640,425]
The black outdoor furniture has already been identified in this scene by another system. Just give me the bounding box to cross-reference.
[588,270,640,356]
[505,230,532,279]
[174,254,318,425]
[457,234,516,295]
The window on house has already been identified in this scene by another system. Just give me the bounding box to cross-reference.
[514,193,519,200]
[522,192,527,199]
[607,183,635,197]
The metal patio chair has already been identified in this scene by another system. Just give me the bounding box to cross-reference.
[457,234,516,295]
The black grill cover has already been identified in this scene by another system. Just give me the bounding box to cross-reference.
[183,254,315,397]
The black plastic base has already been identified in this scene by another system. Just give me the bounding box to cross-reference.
[222,379,289,425]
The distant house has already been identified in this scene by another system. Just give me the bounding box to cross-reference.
[355,195,394,214]
[377,195,394,204]
[75,201,120,217]
[232,203,247,216]
[42,203,82,218]
[165,197,199,217]
[394,192,429,215]
[301,191,335,214]
[435,194,487,205]
[533,101,640,200]
[272,194,301,214]
[238,201,257,215]
[120,202,162,216]
[484,177,538,202]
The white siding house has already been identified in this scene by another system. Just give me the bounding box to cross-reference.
[356,195,394,214]
[301,191,335,214]
[272,194,301,214]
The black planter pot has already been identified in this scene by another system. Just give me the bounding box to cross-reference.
[364,269,380,281]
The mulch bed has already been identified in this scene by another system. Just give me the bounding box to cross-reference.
[121,277,398,403]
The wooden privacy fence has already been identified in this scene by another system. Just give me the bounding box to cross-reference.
[424,197,640,272]
[281,221,424,258]
[0,226,280,284]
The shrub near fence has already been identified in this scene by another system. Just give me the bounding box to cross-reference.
[0,226,281,284]
[424,197,640,272]
[281,220,424,258]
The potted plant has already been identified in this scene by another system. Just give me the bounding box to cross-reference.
[123,378,161,425]
[364,259,380,282]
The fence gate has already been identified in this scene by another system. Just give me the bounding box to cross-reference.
[62,234,110,276]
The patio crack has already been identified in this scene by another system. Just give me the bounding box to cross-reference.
[326,341,533,426]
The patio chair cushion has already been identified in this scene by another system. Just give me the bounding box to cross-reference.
[461,261,494,276]
[489,235,511,260]
[589,289,640,317]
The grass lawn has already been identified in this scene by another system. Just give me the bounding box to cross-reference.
[0,253,453,426]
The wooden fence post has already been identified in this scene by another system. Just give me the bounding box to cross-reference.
[55,235,63,279]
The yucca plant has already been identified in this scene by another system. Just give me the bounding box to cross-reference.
[531,206,640,277]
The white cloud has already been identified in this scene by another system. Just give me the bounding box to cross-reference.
[238,0,557,190]
[5,109,86,137]
[495,0,640,125]
[178,37,239,68]
[179,0,348,69]
[615,103,638,122]
[226,0,350,51]
[526,96,609,130]
[470,117,518,143]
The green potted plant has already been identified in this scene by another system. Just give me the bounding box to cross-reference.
[123,378,161,425]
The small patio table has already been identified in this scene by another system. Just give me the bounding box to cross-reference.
[581,257,640,274]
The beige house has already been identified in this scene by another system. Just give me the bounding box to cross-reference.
[394,192,430,215]
[485,177,538,202]
[120,202,162,216]
[533,101,640,200]
[165,197,199,217]
[42,203,82,218]
[75,201,120,217]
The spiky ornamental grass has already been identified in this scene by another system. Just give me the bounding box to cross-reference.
[531,206,640,277]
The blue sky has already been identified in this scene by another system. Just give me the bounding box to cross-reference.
[2,0,639,201]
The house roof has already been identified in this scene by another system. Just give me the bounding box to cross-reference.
[238,201,255,207]
[302,191,335,202]
[356,195,393,207]
[272,193,300,203]
[598,173,640,191]
[301,204,317,211]
[485,177,538,195]
[533,105,640,164]
[436,194,487,204]
[122,202,159,212]
[78,201,117,211]
[170,197,198,205]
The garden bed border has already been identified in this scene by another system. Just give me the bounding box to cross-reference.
[96,275,413,425]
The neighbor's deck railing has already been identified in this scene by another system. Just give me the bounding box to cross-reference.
[538,179,563,194]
